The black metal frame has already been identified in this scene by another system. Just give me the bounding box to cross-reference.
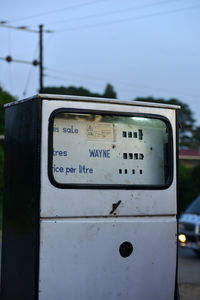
[174,109,180,300]
[0,97,179,300]
[1,98,42,300]
[48,108,174,190]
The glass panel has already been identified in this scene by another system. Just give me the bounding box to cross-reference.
[186,195,200,215]
[52,112,171,186]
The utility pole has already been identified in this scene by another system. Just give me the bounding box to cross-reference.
[0,22,52,93]
[39,24,43,93]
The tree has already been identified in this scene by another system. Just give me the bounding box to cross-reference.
[0,87,15,228]
[0,87,16,134]
[0,142,4,226]
[192,125,200,150]
[134,96,200,215]
[178,163,200,215]
[134,97,196,149]
[42,85,102,98]
[103,83,117,99]
[42,83,117,99]
[178,162,194,214]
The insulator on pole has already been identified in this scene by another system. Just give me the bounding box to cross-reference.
[6,55,12,62]
[33,59,39,66]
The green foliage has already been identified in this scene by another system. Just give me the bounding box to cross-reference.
[0,84,199,224]
[42,85,102,98]
[178,163,200,215]
[178,163,193,214]
[134,97,199,149]
[134,97,200,215]
[103,84,117,99]
[0,87,16,134]
[0,142,3,227]
[0,87,15,228]
[192,125,200,149]
[42,83,117,99]
[190,164,200,198]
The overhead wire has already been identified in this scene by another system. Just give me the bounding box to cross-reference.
[46,68,200,99]
[46,0,179,26]
[46,67,107,82]
[2,1,198,34]
[55,4,200,32]
[44,0,200,100]
[45,73,106,95]
[5,0,108,24]
[7,28,13,91]
[46,71,200,99]
[7,28,11,54]
[1,1,199,101]
[23,43,39,96]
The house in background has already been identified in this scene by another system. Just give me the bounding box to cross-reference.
[179,149,200,168]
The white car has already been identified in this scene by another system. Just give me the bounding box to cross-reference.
[178,195,200,255]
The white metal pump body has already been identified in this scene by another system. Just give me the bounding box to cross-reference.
[38,96,178,300]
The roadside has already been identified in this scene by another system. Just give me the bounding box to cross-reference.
[179,284,200,300]
[178,247,200,300]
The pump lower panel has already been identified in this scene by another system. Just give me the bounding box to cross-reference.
[39,217,177,300]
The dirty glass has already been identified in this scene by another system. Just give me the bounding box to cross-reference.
[51,112,172,187]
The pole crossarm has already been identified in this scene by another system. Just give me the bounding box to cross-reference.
[0,21,49,92]
[0,22,53,33]
[0,23,38,33]
[0,56,39,66]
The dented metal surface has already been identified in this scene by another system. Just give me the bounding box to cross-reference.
[39,217,177,300]
[110,200,122,215]
[1,95,178,300]
[38,97,178,300]
[40,100,177,218]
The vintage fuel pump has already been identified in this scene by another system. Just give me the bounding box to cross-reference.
[1,94,179,299]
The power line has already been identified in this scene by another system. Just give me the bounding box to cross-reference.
[7,58,13,92]
[23,44,39,96]
[46,71,200,99]
[55,4,200,32]
[0,23,49,93]
[46,68,200,99]
[0,22,53,33]
[46,67,106,82]
[0,22,38,33]
[45,73,106,94]
[46,0,179,26]
[5,0,108,24]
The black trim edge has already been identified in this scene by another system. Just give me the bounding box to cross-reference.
[48,108,174,190]
[174,109,180,300]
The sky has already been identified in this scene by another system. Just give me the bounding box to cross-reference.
[0,0,200,124]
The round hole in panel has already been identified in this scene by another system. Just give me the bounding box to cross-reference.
[119,241,133,258]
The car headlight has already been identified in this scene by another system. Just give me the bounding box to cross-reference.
[178,234,186,243]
